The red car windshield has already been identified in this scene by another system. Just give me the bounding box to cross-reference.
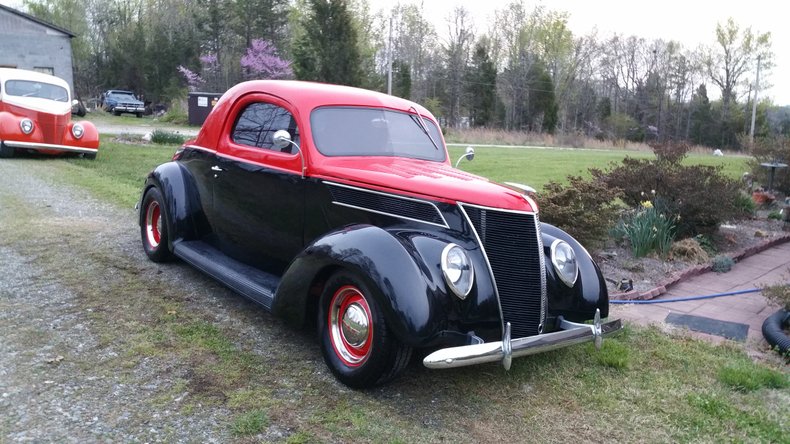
[310,107,446,162]
[4,80,68,102]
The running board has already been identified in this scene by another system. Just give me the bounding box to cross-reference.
[173,240,278,310]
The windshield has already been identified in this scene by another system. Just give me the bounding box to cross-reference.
[111,93,138,101]
[4,80,68,102]
[310,107,446,162]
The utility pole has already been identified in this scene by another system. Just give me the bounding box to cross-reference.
[749,55,762,146]
[387,15,393,95]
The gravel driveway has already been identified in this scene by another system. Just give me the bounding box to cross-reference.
[0,159,476,443]
[0,159,332,443]
[0,159,239,441]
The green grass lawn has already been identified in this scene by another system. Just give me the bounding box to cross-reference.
[54,140,750,211]
[448,146,750,190]
[31,137,784,441]
[63,138,177,208]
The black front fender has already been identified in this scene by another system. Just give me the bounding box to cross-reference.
[275,224,471,347]
[541,222,609,322]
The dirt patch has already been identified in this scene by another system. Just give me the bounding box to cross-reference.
[596,215,789,296]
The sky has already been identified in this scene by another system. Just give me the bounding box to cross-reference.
[2,0,787,105]
[372,0,789,105]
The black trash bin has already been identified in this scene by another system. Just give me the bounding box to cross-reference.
[187,92,223,126]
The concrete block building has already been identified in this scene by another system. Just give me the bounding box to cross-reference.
[0,4,75,92]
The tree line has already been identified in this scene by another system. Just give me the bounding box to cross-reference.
[23,0,788,149]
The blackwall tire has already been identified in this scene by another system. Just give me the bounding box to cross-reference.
[318,271,412,388]
[83,152,97,160]
[140,187,172,262]
[0,142,14,158]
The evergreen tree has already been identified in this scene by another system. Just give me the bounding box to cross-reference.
[689,84,714,146]
[466,41,497,127]
[526,62,559,133]
[292,0,362,86]
[392,60,412,99]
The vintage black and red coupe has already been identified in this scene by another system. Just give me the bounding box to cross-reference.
[0,68,99,159]
[138,80,621,388]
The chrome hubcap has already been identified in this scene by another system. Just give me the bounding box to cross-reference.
[341,303,369,347]
[329,286,372,366]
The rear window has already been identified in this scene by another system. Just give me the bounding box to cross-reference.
[4,80,68,102]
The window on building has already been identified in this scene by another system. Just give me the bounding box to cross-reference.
[33,67,54,76]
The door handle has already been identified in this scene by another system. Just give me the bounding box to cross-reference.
[211,165,223,172]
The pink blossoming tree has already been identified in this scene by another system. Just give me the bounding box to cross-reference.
[240,39,292,80]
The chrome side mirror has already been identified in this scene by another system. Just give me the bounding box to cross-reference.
[455,146,475,168]
[273,130,292,150]
[273,130,306,178]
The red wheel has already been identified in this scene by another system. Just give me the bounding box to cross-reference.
[328,285,374,366]
[318,272,412,388]
[140,187,171,262]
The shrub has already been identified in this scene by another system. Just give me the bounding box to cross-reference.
[159,99,189,125]
[734,192,756,217]
[538,175,622,247]
[761,281,790,311]
[151,129,187,145]
[612,203,676,258]
[593,142,744,237]
[693,234,716,255]
[711,255,735,273]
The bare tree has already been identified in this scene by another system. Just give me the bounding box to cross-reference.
[443,6,474,128]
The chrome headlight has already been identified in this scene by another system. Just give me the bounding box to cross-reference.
[72,123,84,139]
[551,240,578,287]
[441,243,474,299]
[20,118,34,134]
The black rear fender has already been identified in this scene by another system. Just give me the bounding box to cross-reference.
[139,162,208,249]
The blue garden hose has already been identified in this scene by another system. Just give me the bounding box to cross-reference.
[610,287,762,304]
[612,287,790,355]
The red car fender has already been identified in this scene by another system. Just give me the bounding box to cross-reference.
[0,111,45,144]
[66,120,100,149]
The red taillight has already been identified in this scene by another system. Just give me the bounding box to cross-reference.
[172,148,184,160]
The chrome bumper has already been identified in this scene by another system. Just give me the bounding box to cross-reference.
[2,140,98,155]
[423,309,622,369]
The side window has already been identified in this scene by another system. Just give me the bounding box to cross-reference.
[232,102,300,153]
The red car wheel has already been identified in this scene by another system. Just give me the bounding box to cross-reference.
[318,272,412,388]
[140,187,171,262]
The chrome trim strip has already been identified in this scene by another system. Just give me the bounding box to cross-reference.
[183,144,216,153]
[2,140,97,154]
[459,201,537,216]
[457,203,505,334]
[535,214,547,333]
[325,181,449,229]
[423,315,622,369]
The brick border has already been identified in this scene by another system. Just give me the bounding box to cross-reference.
[611,233,790,301]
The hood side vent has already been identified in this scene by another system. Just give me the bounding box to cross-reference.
[327,182,448,228]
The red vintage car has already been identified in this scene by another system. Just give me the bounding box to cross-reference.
[0,68,99,159]
[139,80,621,388]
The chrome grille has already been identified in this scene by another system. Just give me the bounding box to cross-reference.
[462,204,546,338]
